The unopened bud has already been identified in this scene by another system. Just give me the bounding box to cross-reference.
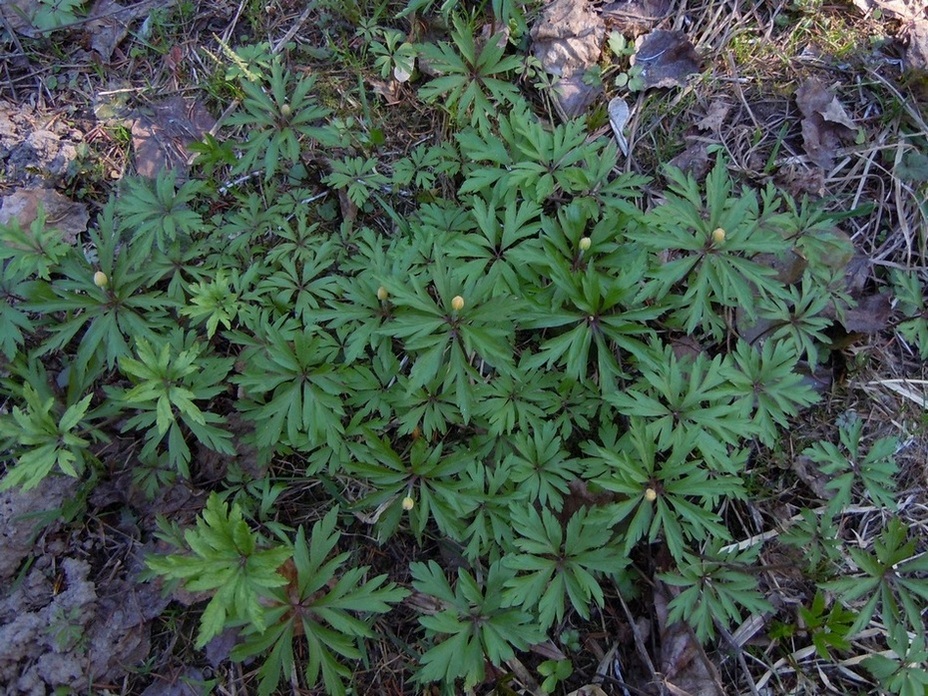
[93,271,108,288]
[402,496,415,511]
[644,487,658,502]
[579,236,591,251]
[377,286,388,301]
[280,103,292,118]
[451,295,465,311]
[711,227,726,244]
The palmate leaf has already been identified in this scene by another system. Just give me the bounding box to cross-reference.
[146,494,291,648]
[0,385,96,491]
[232,509,408,696]
[725,339,818,446]
[417,15,523,126]
[822,517,928,636]
[609,341,752,467]
[233,325,346,452]
[639,160,789,340]
[659,541,772,642]
[802,413,899,513]
[412,560,544,688]
[503,507,623,631]
[588,420,742,561]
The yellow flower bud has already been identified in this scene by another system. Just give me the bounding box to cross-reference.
[644,487,658,502]
[93,271,108,288]
[712,227,726,244]
[377,286,389,301]
[280,103,292,118]
[402,496,415,511]
[451,295,465,311]
[579,236,592,251]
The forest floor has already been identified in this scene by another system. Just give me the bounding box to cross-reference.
[1,0,928,694]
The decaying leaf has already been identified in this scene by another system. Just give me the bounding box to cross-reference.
[85,0,168,62]
[795,78,856,170]
[0,187,89,244]
[696,100,731,131]
[531,0,605,117]
[669,141,710,178]
[654,581,725,696]
[842,292,893,333]
[851,0,928,77]
[566,686,608,696]
[131,96,216,178]
[608,96,630,156]
[632,30,700,90]
[601,0,672,36]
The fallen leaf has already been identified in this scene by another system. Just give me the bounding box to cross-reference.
[85,0,167,62]
[795,79,855,170]
[654,581,725,696]
[601,0,672,35]
[632,30,701,90]
[696,100,731,131]
[131,96,216,178]
[842,292,893,333]
[0,0,60,38]
[0,188,89,244]
[850,0,928,77]
[566,687,608,696]
[531,0,605,117]
[668,141,709,178]
[792,453,831,498]
[608,96,630,156]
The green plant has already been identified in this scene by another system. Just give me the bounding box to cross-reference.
[503,506,625,631]
[0,381,99,491]
[227,60,337,180]
[108,332,234,478]
[822,517,928,636]
[798,590,856,659]
[411,559,545,689]
[370,27,416,80]
[417,14,523,126]
[538,658,573,693]
[231,508,407,696]
[588,419,744,561]
[659,540,773,642]
[863,622,928,696]
[146,494,293,648]
[891,269,928,358]
[802,412,900,514]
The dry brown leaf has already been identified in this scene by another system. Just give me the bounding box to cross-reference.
[851,0,928,79]
[669,141,710,178]
[531,0,605,117]
[85,0,167,62]
[795,79,855,170]
[0,187,89,244]
[131,96,216,178]
[654,581,725,696]
[842,292,894,333]
[696,100,731,131]
[0,0,52,38]
[632,30,700,90]
[566,686,608,696]
[601,0,672,36]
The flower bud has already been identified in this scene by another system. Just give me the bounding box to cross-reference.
[451,295,465,311]
[280,103,292,118]
[402,496,415,511]
[579,236,592,251]
[711,227,726,244]
[644,487,658,502]
[377,286,388,301]
[93,271,108,288]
